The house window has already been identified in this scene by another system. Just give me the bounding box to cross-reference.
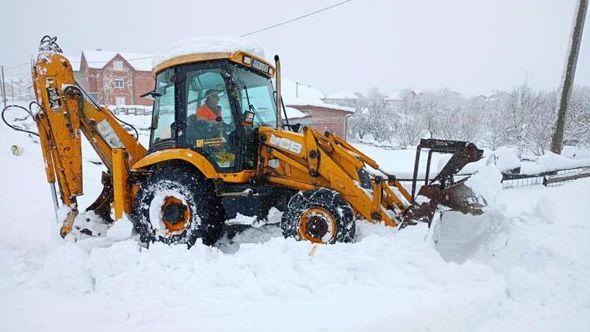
[114,79,124,88]
[113,60,123,71]
[115,96,126,106]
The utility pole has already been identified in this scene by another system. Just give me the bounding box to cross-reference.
[550,0,588,154]
[0,65,7,109]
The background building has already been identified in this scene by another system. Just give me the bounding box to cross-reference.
[74,50,154,106]
[282,79,354,139]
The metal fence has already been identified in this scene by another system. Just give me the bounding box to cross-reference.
[399,166,590,190]
[110,106,152,116]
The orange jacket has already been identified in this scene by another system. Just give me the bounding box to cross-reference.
[196,105,219,121]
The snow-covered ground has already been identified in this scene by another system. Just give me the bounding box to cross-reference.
[0,111,589,331]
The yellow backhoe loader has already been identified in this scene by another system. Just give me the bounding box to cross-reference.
[2,36,485,246]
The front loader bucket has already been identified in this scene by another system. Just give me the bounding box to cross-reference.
[417,180,485,215]
[401,139,485,226]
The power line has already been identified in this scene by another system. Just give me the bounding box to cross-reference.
[86,55,153,63]
[240,0,355,37]
[5,1,353,69]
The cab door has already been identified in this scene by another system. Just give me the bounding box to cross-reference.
[180,64,241,172]
[149,68,178,151]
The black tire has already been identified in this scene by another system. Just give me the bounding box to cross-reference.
[281,188,355,244]
[130,163,225,247]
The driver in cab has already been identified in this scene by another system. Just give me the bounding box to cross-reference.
[193,89,235,168]
[196,89,222,122]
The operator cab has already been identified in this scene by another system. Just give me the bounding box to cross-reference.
[149,51,278,172]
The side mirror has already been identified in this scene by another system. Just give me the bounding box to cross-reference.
[290,123,302,132]
[242,110,255,126]
[140,90,162,99]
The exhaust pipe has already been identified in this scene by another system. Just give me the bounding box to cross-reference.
[274,55,282,128]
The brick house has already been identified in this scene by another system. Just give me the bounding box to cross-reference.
[281,79,354,139]
[286,103,354,138]
[78,50,154,106]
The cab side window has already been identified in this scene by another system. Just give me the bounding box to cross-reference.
[150,68,175,146]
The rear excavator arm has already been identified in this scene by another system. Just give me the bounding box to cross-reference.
[31,37,146,236]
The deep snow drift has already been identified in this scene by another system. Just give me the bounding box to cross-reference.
[0,112,589,332]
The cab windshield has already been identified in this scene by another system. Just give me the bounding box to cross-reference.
[231,65,277,128]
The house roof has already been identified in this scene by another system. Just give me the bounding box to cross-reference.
[281,78,325,102]
[282,78,354,113]
[284,107,310,119]
[82,49,154,71]
[287,102,355,113]
[325,91,359,100]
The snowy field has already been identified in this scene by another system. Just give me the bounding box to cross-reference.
[0,112,589,332]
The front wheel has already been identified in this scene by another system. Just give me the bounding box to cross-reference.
[130,163,225,247]
[281,188,355,244]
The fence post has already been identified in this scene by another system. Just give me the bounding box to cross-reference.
[1,65,7,109]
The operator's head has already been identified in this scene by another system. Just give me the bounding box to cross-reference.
[205,89,219,108]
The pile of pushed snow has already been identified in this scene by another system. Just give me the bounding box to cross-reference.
[490,146,521,172]
[465,163,503,208]
[153,35,265,69]
[433,162,505,264]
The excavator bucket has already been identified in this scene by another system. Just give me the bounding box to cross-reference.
[401,139,485,226]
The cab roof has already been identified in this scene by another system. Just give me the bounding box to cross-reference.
[153,50,275,78]
[152,36,274,78]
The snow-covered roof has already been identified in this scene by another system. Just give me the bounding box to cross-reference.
[64,54,81,71]
[153,35,265,69]
[282,78,354,113]
[281,78,325,102]
[325,91,359,100]
[82,49,154,71]
[284,107,310,119]
[287,99,355,113]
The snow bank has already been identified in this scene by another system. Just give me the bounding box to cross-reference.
[463,147,590,176]
[490,146,521,172]
[520,151,590,174]
[153,35,265,69]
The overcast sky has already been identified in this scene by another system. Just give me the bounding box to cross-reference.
[1,0,588,96]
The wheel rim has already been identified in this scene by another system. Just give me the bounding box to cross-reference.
[298,207,337,244]
[161,196,190,233]
[148,189,192,237]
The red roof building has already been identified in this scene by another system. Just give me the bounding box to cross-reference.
[78,50,154,106]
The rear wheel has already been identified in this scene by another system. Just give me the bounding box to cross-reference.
[281,188,355,244]
[131,163,225,247]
